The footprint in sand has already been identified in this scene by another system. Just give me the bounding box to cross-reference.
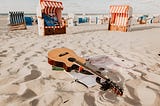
[27,64,38,70]
[21,88,37,100]
[23,57,30,66]
[124,82,141,106]
[14,64,41,84]
[23,62,29,66]
[14,51,25,61]
[24,69,41,82]
[2,89,38,105]
[0,54,7,57]
[15,51,24,58]
[0,50,7,54]
[7,68,20,75]
[124,95,141,106]
[0,60,1,66]
[24,64,41,82]
[133,69,160,86]
[97,91,119,104]
[29,99,39,106]
[84,93,96,106]
[35,51,41,54]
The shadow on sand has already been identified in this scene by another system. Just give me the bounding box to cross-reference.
[72,28,107,34]
[131,25,160,31]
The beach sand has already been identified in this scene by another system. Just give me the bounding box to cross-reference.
[0,16,160,106]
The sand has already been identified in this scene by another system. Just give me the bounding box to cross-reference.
[0,15,160,106]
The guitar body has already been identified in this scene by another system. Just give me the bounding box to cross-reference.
[48,48,86,71]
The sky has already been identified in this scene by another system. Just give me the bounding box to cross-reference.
[0,0,160,14]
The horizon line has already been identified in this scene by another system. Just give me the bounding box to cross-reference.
[0,13,108,15]
[0,13,159,16]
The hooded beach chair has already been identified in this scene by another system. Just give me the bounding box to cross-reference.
[37,0,66,36]
[137,15,148,24]
[8,11,26,30]
[108,5,133,32]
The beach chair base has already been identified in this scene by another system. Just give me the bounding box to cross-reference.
[54,26,66,34]
[45,27,55,35]
[139,20,146,24]
[44,26,66,35]
[9,24,27,31]
[109,25,128,32]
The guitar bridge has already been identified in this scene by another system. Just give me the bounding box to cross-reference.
[59,52,69,57]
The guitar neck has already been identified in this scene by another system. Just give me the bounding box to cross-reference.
[74,60,108,80]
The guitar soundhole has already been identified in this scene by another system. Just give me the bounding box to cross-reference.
[59,52,69,57]
[68,57,76,62]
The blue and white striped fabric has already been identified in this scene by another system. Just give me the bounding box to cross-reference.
[9,11,25,25]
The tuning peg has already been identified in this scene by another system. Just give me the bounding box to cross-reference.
[96,77,101,84]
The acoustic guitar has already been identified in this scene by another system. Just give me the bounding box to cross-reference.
[48,47,123,96]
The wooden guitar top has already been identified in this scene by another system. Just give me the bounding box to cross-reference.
[48,47,86,67]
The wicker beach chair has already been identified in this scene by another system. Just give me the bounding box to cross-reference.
[37,0,66,36]
[8,11,26,31]
[108,5,133,32]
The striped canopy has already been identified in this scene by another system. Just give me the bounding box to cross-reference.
[41,0,63,14]
[110,5,129,14]
[109,5,132,26]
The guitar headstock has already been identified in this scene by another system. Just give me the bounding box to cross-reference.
[108,80,123,96]
[96,77,123,96]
